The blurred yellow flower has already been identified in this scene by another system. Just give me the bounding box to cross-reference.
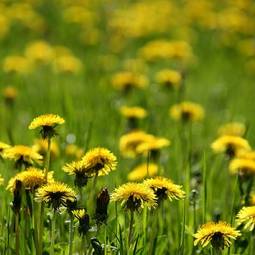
[120,106,147,119]
[218,122,246,137]
[128,163,158,181]
[53,55,82,74]
[211,135,251,157]
[65,144,84,159]
[236,206,255,231]
[25,41,54,64]
[0,14,9,38]
[229,158,255,176]
[33,139,59,158]
[0,142,10,157]
[0,174,4,186]
[111,182,156,211]
[170,101,205,122]
[194,221,240,249]
[3,86,18,101]
[156,69,182,89]
[112,71,148,91]
[3,55,30,74]
[119,131,154,158]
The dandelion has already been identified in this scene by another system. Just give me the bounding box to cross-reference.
[194,221,241,250]
[2,55,30,74]
[111,182,156,211]
[170,101,204,122]
[63,160,89,187]
[81,147,117,177]
[28,114,65,139]
[120,106,147,119]
[0,141,10,157]
[36,182,76,210]
[236,206,255,231]
[237,150,255,161]
[33,139,59,158]
[73,209,90,236]
[54,55,82,74]
[3,86,18,105]
[95,188,110,225]
[0,174,4,186]
[3,145,43,169]
[119,131,154,158]
[211,136,251,158]
[111,71,148,92]
[65,144,84,159]
[156,69,182,89]
[218,122,246,137]
[229,158,255,176]
[143,176,185,204]
[128,163,158,181]
[7,167,54,192]
[136,136,170,160]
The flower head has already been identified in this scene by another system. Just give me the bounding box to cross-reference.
[170,101,204,122]
[81,147,117,176]
[3,145,43,168]
[33,139,59,158]
[36,182,76,210]
[7,167,54,192]
[3,86,18,103]
[143,176,185,204]
[65,144,84,159]
[211,136,251,158]
[0,141,10,157]
[111,182,156,211]
[119,131,154,158]
[120,106,147,119]
[29,114,65,139]
[156,69,182,89]
[72,209,90,235]
[229,158,255,176]
[136,137,170,154]
[95,188,110,225]
[194,221,241,249]
[236,206,255,231]
[128,163,158,181]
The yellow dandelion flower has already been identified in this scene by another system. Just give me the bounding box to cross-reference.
[81,147,117,176]
[65,144,84,159]
[218,122,246,137]
[36,182,76,210]
[120,106,147,119]
[194,221,241,249]
[128,163,158,181]
[0,141,10,156]
[53,55,82,74]
[237,150,255,161]
[3,145,43,167]
[112,71,148,91]
[170,101,204,122]
[211,136,251,157]
[3,86,18,101]
[229,158,255,176]
[28,114,65,138]
[3,55,30,74]
[136,137,170,154]
[236,206,255,231]
[25,40,54,64]
[156,69,182,89]
[33,139,59,158]
[119,131,154,158]
[72,208,86,220]
[111,182,156,211]
[143,176,185,203]
[249,194,255,206]
[7,167,54,192]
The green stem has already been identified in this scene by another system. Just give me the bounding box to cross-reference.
[50,211,56,255]
[68,216,74,255]
[15,213,20,255]
[44,137,51,180]
[128,210,134,246]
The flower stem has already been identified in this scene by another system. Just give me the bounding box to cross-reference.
[68,215,74,255]
[15,213,20,255]
[50,211,56,255]
[128,210,134,245]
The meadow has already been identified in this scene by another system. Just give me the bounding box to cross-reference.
[1,0,255,254]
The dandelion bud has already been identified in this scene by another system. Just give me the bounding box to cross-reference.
[95,188,110,225]
[12,180,22,214]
